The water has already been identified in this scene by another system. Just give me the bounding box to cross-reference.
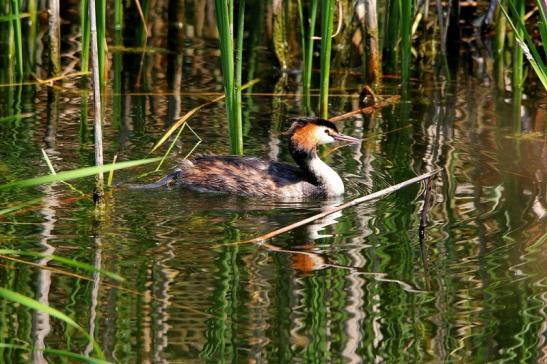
[1,20,546,364]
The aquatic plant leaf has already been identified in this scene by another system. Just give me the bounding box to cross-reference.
[0,343,111,364]
[0,287,82,329]
[0,197,42,216]
[498,0,547,90]
[0,287,106,359]
[0,250,124,281]
[0,158,160,191]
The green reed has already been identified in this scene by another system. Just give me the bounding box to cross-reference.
[494,7,507,90]
[319,0,335,118]
[234,0,245,147]
[89,0,105,193]
[27,0,37,68]
[498,0,547,90]
[97,0,106,89]
[0,158,160,191]
[383,0,400,73]
[401,0,413,84]
[136,0,149,47]
[297,0,317,114]
[9,0,23,77]
[113,0,123,130]
[0,288,106,361]
[214,0,244,154]
[511,0,524,92]
[80,0,90,73]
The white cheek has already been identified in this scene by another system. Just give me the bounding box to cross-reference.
[315,129,335,144]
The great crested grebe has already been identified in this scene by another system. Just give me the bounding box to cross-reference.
[129,117,360,198]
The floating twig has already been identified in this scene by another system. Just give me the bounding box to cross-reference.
[329,95,400,122]
[245,170,441,244]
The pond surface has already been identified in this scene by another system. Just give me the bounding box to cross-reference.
[1,21,546,364]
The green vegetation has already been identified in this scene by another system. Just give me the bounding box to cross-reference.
[0,1,545,362]
[214,0,245,154]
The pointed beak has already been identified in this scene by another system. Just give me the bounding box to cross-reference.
[333,133,360,144]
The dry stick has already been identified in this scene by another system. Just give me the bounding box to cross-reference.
[89,0,104,191]
[329,95,400,122]
[247,170,440,244]
[35,71,90,85]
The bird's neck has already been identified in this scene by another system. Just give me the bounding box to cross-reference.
[290,145,345,196]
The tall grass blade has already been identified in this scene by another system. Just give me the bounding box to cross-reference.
[0,287,105,359]
[319,0,335,118]
[10,0,23,76]
[41,148,57,175]
[494,8,507,90]
[0,13,28,22]
[498,0,547,90]
[27,0,37,67]
[0,250,124,281]
[0,344,111,364]
[299,0,317,113]
[0,198,42,216]
[538,0,547,59]
[233,0,245,154]
[155,123,187,171]
[97,0,106,88]
[383,0,401,73]
[214,0,244,154]
[89,0,105,192]
[81,0,91,73]
[511,0,524,91]
[401,0,413,84]
[41,148,85,195]
[107,154,118,187]
[0,158,160,191]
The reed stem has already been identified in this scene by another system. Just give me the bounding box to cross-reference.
[97,0,106,90]
[511,0,524,91]
[27,0,37,68]
[233,0,245,155]
[319,0,335,118]
[10,0,23,77]
[80,0,90,73]
[494,7,507,90]
[383,0,400,73]
[215,0,244,154]
[401,0,413,84]
[297,0,317,113]
[89,0,104,193]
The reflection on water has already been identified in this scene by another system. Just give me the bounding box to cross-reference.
[1,14,546,364]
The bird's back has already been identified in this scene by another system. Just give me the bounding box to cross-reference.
[176,155,322,198]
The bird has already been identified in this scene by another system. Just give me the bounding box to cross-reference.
[127,117,359,199]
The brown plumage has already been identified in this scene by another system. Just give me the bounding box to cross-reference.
[127,117,360,199]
